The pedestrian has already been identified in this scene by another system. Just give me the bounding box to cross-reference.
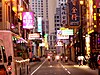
[78,56,81,66]
[97,55,100,75]
[80,56,84,66]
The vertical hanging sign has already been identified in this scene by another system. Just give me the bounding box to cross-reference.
[22,12,34,29]
[69,0,80,26]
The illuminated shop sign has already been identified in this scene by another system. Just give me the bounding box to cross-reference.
[28,33,40,40]
[22,12,34,29]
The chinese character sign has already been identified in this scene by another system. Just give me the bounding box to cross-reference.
[22,12,34,29]
[69,0,80,26]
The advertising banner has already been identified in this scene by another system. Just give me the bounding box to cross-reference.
[22,12,34,29]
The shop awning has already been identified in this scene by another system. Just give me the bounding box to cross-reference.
[17,37,28,43]
[12,33,28,43]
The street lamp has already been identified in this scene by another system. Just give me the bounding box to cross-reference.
[79,0,84,56]
[80,0,84,5]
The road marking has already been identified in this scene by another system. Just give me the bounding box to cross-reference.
[67,71,71,74]
[49,65,53,67]
[31,59,46,75]
[65,68,67,70]
[59,62,71,75]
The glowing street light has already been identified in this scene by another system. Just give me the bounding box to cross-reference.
[80,0,84,5]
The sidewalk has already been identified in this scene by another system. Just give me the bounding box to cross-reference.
[68,60,98,75]
[68,60,91,67]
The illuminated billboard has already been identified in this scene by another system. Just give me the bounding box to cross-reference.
[57,30,69,39]
[22,12,34,29]
[37,17,42,34]
[62,29,73,35]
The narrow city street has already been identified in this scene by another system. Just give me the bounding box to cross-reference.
[29,59,98,75]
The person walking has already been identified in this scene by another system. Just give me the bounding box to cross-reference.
[78,56,81,66]
[80,56,84,66]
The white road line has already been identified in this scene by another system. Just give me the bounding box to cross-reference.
[31,59,46,75]
[67,71,71,74]
[59,62,71,75]
[65,68,68,70]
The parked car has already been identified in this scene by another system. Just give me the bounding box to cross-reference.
[32,56,41,62]
[0,65,8,75]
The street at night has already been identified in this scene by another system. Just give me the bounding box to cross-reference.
[29,59,98,75]
[0,0,100,75]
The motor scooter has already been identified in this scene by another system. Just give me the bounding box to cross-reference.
[56,55,60,62]
[60,56,63,61]
[65,56,68,62]
[47,56,51,62]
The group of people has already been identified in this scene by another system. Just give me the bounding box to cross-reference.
[77,53,100,70]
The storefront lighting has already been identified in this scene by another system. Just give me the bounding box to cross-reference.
[93,15,96,20]
[92,23,94,25]
[19,6,23,12]
[94,25,97,28]
[12,6,17,12]
[93,5,96,8]
[94,13,96,15]
[99,14,100,16]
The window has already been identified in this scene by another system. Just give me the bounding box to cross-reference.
[57,16,59,18]
[57,20,59,22]
[57,24,59,26]
[1,46,7,62]
[57,28,59,30]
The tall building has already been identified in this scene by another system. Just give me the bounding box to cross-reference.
[29,0,49,35]
[56,0,67,27]
[29,0,57,51]
[48,0,68,51]
[55,8,61,35]
[48,0,57,34]
[48,0,67,51]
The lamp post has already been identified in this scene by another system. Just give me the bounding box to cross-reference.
[79,0,84,56]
